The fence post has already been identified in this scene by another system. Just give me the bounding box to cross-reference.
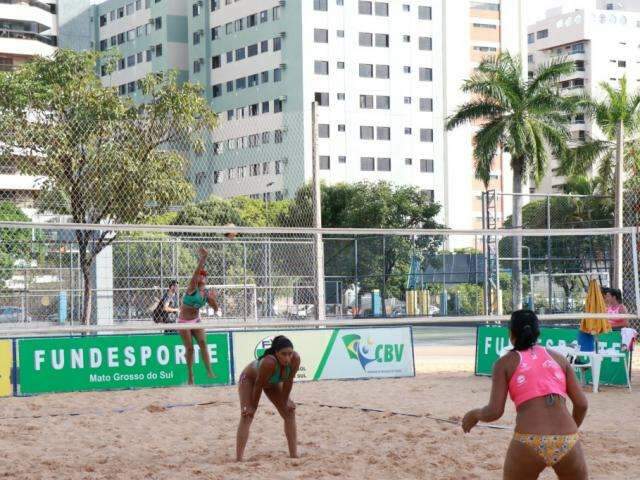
[354,238,359,316]
[311,101,326,322]
[547,195,553,310]
[631,229,640,317]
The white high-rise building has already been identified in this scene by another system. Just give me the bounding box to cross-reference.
[0,0,57,213]
[529,0,640,193]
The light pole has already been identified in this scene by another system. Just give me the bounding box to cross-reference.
[265,182,274,317]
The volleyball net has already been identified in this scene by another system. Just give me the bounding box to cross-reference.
[0,220,638,335]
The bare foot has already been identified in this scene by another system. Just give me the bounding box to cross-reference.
[188,375,194,385]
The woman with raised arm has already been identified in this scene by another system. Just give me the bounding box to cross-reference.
[462,310,589,479]
[178,247,218,385]
[236,335,300,461]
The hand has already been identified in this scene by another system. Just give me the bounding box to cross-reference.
[462,409,479,433]
[241,405,255,418]
[285,399,296,414]
[198,247,208,260]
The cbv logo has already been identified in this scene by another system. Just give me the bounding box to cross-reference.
[341,334,404,370]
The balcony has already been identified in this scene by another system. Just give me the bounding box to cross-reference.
[0,1,53,14]
[0,28,54,45]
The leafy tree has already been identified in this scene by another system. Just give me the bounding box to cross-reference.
[446,52,577,310]
[0,49,216,323]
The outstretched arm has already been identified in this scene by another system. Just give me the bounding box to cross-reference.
[187,247,207,293]
[462,357,509,433]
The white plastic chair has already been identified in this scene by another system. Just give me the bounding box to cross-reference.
[549,345,593,386]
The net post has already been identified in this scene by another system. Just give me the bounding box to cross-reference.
[311,101,326,322]
[631,228,640,316]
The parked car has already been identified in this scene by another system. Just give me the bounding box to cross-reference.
[0,307,31,323]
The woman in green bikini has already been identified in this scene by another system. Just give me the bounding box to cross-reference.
[178,247,218,385]
[236,335,300,461]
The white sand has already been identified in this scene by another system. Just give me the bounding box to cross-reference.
[0,346,637,479]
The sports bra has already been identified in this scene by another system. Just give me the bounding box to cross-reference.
[508,345,567,408]
[182,288,208,309]
[256,355,292,385]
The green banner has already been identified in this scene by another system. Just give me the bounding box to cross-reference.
[475,326,630,386]
[17,333,231,394]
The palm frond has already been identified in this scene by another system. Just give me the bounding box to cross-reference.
[472,117,507,186]
[445,101,505,130]
[527,58,576,94]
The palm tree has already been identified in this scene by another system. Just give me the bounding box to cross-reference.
[446,52,577,311]
[560,77,640,288]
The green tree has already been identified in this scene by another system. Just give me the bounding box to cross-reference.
[559,77,640,288]
[0,49,216,324]
[173,196,243,228]
[446,52,577,310]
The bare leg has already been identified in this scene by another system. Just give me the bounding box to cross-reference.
[192,329,215,378]
[503,439,546,480]
[264,385,298,458]
[553,441,588,480]
[179,330,195,385]
[236,375,254,462]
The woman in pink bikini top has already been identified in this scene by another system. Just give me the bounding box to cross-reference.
[604,288,629,328]
[462,310,589,479]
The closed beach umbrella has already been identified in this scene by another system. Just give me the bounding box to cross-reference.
[580,279,611,336]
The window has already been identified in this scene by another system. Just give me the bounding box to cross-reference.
[235,48,245,60]
[211,26,219,40]
[127,55,135,67]
[419,98,433,112]
[405,158,412,165]
[261,71,269,83]
[618,60,627,67]
[424,190,435,202]
[419,67,433,81]
[126,3,134,15]
[359,63,373,77]
[127,82,136,94]
[226,22,233,34]
[155,17,162,30]
[575,60,585,71]
[574,114,585,124]
[155,44,162,57]
[248,74,258,87]
[210,0,219,9]
[418,5,432,19]
[376,95,390,109]
[376,127,390,140]
[274,99,283,113]
[470,2,500,11]
[137,52,143,63]
[249,104,259,116]
[119,85,126,95]
[212,55,221,69]
[212,84,222,97]
[419,36,432,51]
[404,127,412,135]
[118,7,124,18]
[337,61,345,69]
[403,4,410,11]
[273,37,282,51]
[192,1,201,15]
[314,28,329,43]
[193,32,201,45]
[99,39,107,51]
[315,92,330,106]
[338,124,345,132]
[194,60,202,73]
[227,110,234,121]
[273,6,281,20]
[118,58,125,70]
[110,35,116,46]
[257,9,267,23]
[226,51,233,63]
[375,2,388,16]
[403,66,411,73]
[319,124,330,138]
[314,0,328,11]
[110,10,116,21]
[360,126,374,139]
[337,0,344,4]
[274,68,282,82]
[359,32,373,47]
[337,29,344,38]
[360,157,375,171]
[528,33,534,44]
[404,97,412,104]
[377,157,391,171]
[473,22,497,29]
[420,128,433,142]
[360,95,374,109]
[420,159,434,172]
[248,44,258,57]
[375,34,389,47]
[146,49,152,61]
[339,156,346,164]
[473,46,497,52]
[263,162,270,175]
[117,33,125,44]
[315,60,329,75]
[100,64,107,76]
[126,29,136,41]
[376,64,390,78]
[320,156,331,170]
[536,29,548,39]
[235,18,243,31]
[262,101,270,114]
[337,93,345,100]
[99,14,107,27]
[247,14,257,27]
[259,40,268,53]
[359,1,372,14]
[136,0,142,10]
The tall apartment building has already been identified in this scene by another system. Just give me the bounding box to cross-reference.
[529,0,640,193]
[0,0,57,214]
[90,0,526,230]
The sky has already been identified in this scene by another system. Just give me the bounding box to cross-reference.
[526,0,564,23]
